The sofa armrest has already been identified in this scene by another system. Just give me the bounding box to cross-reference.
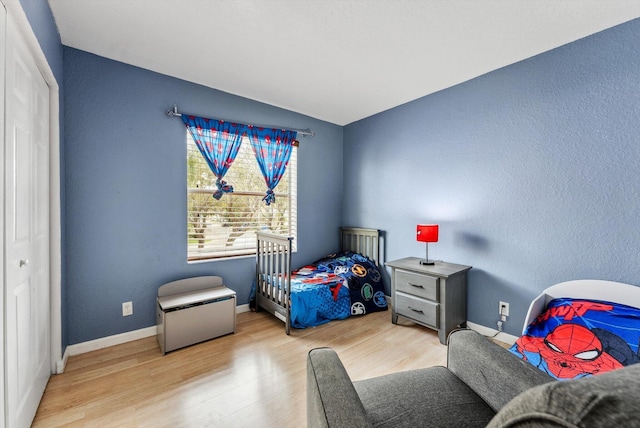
[447,329,554,411]
[307,347,372,428]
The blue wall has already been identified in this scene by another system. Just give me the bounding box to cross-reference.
[20,0,640,344]
[63,48,344,345]
[344,18,640,336]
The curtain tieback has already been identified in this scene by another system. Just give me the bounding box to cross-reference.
[212,179,233,200]
[262,189,276,205]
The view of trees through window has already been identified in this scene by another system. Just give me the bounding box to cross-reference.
[187,133,297,260]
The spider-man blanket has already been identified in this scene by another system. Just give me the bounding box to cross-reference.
[509,298,640,380]
[289,252,388,329]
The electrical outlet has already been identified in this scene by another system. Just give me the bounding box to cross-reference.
[499,301,510,317]
[122,301,133,316]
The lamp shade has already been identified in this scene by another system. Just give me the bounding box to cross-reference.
[416,224,438,243]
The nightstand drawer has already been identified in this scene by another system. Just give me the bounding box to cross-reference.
[395,269,439,301]
[395,291,439,328]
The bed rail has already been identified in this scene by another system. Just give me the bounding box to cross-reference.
[341,227,380,265]
[255,232,293,334]
[256,227,381,335]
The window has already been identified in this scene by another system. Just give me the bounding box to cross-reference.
[187,132,297,261]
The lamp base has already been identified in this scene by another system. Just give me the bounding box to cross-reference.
[420,259,436,265]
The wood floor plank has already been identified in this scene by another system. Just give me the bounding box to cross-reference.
[33,310,453,427]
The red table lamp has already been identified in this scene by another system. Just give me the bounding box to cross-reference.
[417,224,438,265]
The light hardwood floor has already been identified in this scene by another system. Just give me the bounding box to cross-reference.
[33,310,451,428]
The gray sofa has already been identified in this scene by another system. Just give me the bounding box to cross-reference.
[307,329,640,427]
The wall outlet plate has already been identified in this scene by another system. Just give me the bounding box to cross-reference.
[499,301,510,317]
[122,301,133,316]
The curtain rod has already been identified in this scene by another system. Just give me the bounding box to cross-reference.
[166,105,315,137]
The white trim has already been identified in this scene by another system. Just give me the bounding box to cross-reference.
[65,326,158,359]
[57,326,157,373]
[55,351,68,375]
[467,321,518,345]
[54,313,514,373]
[56,305,250,372]
[0,3,6,424]
[236,303,250,313]
[3,0,63,376]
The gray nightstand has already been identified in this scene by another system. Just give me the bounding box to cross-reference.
[386,257,471,345]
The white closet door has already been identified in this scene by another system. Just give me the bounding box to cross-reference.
[4,8,51,428]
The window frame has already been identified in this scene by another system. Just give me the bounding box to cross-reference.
[186,132,297,262]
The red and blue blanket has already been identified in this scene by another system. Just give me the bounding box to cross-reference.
[509,298,640,380]
[289,251,387,328]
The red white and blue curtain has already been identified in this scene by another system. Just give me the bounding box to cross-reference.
[182,115,297,204]
[182,115,243,199]
[245,126,297,205]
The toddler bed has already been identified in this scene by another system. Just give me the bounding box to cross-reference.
[510,279,640,380]
[254,227,387,334]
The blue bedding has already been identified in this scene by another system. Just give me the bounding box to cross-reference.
[289,251,388,328]
[509,298,640,380]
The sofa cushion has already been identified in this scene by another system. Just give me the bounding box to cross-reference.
[354,366,496,428]
[307,348,371,428]
[448,329,553,411]
[487,362,640,428]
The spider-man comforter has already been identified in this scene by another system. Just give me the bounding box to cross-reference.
[289,251,388,328]
[509,298,640,380]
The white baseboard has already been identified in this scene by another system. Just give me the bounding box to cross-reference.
[467,321,519,345]
[55,353,67,374]
[55,352,69,374]
[55,304,505,374]
[56,304,252,373]
[66,325,158,358]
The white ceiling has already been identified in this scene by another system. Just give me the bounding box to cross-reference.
[49,0,640,126]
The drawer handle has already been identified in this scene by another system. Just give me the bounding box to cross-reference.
[409,283,424,289]
[408,306,424,314]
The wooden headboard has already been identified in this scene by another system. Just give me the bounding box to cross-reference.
[340,227,380,265]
